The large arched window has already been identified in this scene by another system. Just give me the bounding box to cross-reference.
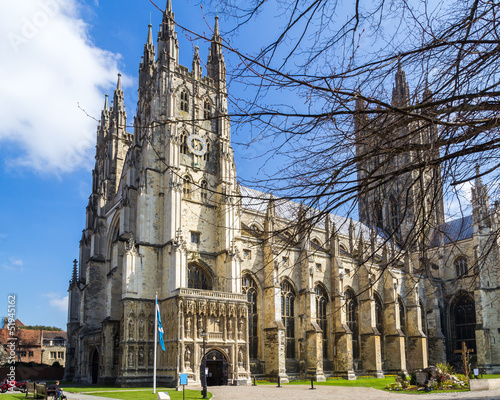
[398,297,406,335]
[374,293,384,360]
[374,200,383,229]
[451,293,476,354]
[203,100,211,120]
[345,289,359,361]
[242,274,258,359]
[187,264,212,290]
[390,196,401,240]
[455,256,468,277]
[180,90,189,112]
[180,133,188,154]
[281,280,296,359]
[200,180,208,202]
[203,140,211,162]
[183,176,192,199]
[315,283,328,359]
[420,301,427,336]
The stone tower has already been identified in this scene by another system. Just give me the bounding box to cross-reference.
[66,1,250,386]
[356,65,445,249]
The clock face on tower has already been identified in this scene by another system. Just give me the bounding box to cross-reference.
[187,133,207,156]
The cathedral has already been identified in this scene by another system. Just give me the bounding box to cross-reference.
[65,1,500,386]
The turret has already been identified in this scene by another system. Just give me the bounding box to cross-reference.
[207,16,226,88]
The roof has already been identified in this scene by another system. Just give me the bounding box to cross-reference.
[239,186,384,243]
[430,215,474,247]
[42,331,67,340]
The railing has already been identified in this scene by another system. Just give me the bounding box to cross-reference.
[176,288,247,302]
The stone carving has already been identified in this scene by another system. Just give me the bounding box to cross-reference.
[148,347,153,366]
[185,317,191,337]
[198,301,207,315]
[128,347,135,367]
[219,303,226,316]
[238,318,244,340]
[149,316,154,339]
[128,318,135,339]
[185,345,191,369]
[138,316,144,338]
[138,346,144,366]
[228,304,236,317]
[186,300,195,315]
[209,302,217,316]
[197,315,204,335]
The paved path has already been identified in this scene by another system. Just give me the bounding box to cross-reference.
[208,385,500,400]
[63,386,500,400]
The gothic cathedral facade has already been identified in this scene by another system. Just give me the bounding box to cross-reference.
[66,2,500,386]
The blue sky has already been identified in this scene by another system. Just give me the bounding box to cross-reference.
[0,0,274,330]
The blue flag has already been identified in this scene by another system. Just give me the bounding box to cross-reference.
[156,298,165,351]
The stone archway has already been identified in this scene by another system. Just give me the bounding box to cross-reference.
[204,349,228,386]
[91,349,99,384]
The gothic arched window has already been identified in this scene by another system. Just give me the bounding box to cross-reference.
[455,256,468,277]
[281,280,296,358]
[242,274,258,359]
[200,180,208,202]
[374,292,384,359]
[180,90,189,112]
[203,140,210,162]
[374,200,383,229]
[390,196,401,240]
[315,283,328,359]
[180,133,188,155]
[451,293,476,353]
[420,301,427,336]
[345,289,359,361]
[183,176,192,199]
[187,264,212,290]
[398,297,406,335]
[204,100,211,120]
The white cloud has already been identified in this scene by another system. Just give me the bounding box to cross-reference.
[0,0,127,173]
[44,292,69,312]
[3,257,24,272]
[445,181,473,221]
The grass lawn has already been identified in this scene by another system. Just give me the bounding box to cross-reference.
[61,386,211,400]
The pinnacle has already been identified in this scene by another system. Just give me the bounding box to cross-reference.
[214,15,220,37]
[117,73,122,91]
[166,0,172,13]
[104,94,109,111]
[147,23,153,45]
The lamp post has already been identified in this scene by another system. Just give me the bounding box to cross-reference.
[201,330,207,399]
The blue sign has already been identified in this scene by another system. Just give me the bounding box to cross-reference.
[180,373,188,385]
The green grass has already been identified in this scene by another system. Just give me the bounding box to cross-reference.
[0,393,25,400]
[482,374,500,379]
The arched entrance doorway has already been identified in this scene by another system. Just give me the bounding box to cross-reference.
[91,349,99,384]
[204,349,228,386]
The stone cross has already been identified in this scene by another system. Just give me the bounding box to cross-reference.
[454,341,474,377]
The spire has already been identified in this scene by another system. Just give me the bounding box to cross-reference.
[70,259,78,287]
[158,0,179,65]
[104,94,109,111]
[147,23,153,45]
[214,15,220,38]
[166,0,172,13]
[116,73,122,91]
[207,16,226,86]
[392,61,410,107]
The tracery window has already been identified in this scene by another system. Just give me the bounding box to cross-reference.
[420,301,427,336]
[242,274,258,359]
[398,297,406,335]
[455,256,468,277]
[374,293,384,359]
[204,100,211,120]
[390,196,401,240]
[315,283,328,359]
[281,280,296,358]
[201,180,208,202]
[346,289,359,360]
[180,90,189,112]
[187,264,212,290]
[180,133,188,154]
[374,200,383,229]
[203,141,210,162]
[452,293,476,353]
[183,176,192,199]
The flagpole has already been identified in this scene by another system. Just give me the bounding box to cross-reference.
[154,292,158,394]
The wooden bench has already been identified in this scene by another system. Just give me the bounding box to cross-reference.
[25,382,36,399]
[32,383,56,399]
